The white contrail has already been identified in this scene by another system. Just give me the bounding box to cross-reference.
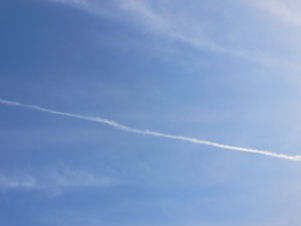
[1,98,300,162]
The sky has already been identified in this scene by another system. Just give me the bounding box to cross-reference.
[1,0,301,225]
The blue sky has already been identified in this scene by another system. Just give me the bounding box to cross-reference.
[1,0,301,225]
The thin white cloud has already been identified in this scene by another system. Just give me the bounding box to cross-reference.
[1,98,300,162]
[47,0,94,17]
[46,0,279,66]
[250,0,301,26]
[120,0,170,32]
[119,0,232,52]
[118,0,279,65]
[0,166,114,195]
[0,174,37,190]
[49,0,89,7]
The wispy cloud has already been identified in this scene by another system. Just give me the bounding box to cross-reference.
[49,0,89,8]
[47,0,279,65]
[118,0,255,60]
[251,0,301,27]
[1,98,300,161]
[0,166,114,195]
[0,174,37,190]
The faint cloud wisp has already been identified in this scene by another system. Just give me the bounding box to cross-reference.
[0,166,115,196]
[47,0,279,65]
[250,0,301,27]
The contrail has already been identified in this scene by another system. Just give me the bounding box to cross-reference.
[1,98,300,162]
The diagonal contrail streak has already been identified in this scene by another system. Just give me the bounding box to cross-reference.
[1,98,300,161]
